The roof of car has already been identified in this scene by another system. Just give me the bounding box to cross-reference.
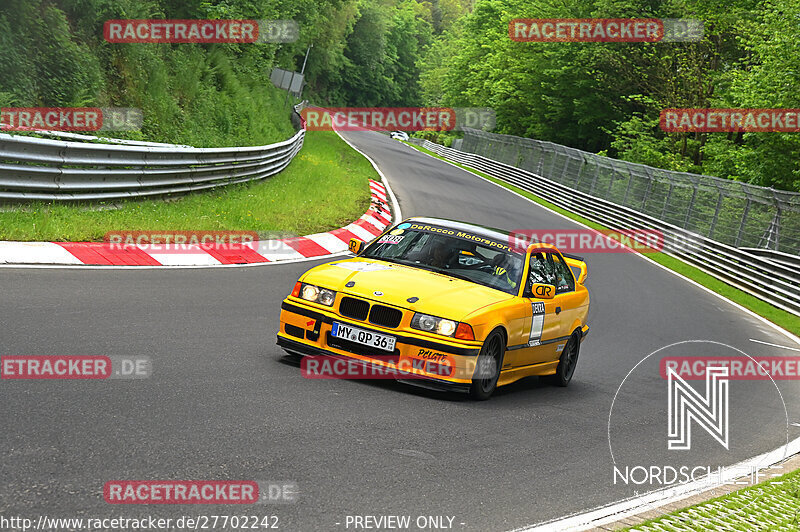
[403,217,514,244]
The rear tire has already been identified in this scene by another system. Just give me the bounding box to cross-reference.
[469,330,505,400]
[548,332,580,387]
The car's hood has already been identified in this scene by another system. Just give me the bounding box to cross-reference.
[300,258,513,322]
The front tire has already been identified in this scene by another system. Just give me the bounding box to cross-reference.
[469,330,505,400]
[548,332,580,387]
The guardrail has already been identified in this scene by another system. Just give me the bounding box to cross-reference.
[0,104,306,201]
[458,129,800,255]
[740,248,800,270]
[409,136,800,316]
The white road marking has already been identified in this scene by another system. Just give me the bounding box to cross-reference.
[749,338,800,352]
[511,436,800,531]
[338,131,403,224]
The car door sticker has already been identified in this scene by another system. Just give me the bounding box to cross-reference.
[528,301,545,346]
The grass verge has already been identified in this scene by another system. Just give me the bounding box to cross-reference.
[0,130,373,241]
[406,142,800,338]
[624,467,800,530]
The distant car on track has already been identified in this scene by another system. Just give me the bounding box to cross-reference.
[277,217,590,399]
[389,131,409,141]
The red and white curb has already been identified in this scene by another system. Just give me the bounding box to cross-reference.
[0,180,392,266]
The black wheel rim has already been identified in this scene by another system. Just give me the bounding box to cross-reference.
[562,339,578,381]
[479,335,501,393]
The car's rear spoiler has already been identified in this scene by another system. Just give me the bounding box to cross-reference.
[562,254,588,285]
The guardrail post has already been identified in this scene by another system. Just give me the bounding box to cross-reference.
[622,167,634,205]
[683,186,699,230]
[708,188,724,240]
[606,166,616,199]
[661,182,674,219]
[535,141,544,175]
[734,197,752,247]
[772,210,781,251]
[560,151,571,183]
[589,158,601,195]
[641,167,654,210]
[575,156,586,188]
[758,209,781,250]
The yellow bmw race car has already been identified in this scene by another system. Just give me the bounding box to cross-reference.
[277,217,590,400]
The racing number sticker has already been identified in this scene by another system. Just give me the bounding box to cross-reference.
[377,234,404,244]
[528,301,545,346]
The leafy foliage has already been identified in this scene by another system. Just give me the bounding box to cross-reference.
[2,0,796,190]
[417,0,800,191]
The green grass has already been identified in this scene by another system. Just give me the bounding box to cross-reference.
[406,142,800,338]
[623,467,800,530]
[0,131,373,241]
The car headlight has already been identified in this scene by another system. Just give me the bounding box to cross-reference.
[298,283,336,306]
[411,313,458,337]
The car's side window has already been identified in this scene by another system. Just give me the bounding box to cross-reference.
[542,253,559,285]
[529,251,574,293]
[551,253,575,293]
[528,252,551,285]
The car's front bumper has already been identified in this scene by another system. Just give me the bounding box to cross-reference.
[276,335,472,393]
[277,298,481,391]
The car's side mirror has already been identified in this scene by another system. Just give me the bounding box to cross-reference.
[525,282,556,299]
[349,238,365,255]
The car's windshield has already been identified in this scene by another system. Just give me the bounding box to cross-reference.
[362,223,524,295]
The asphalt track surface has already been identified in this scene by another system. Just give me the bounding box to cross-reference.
[1,130,799,531]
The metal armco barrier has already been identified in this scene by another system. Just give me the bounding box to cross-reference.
[0,104,306,201]
[459,129,800,255]
[410,136,800,316]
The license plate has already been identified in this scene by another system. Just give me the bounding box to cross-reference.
[331,321,396,352]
